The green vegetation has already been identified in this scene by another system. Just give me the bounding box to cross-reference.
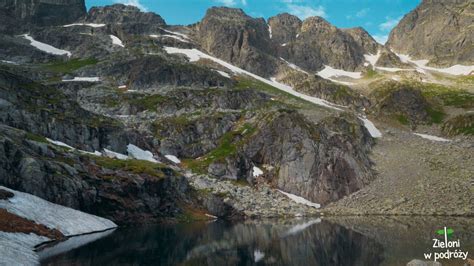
[92,156,171,179]
[235,77,312,108]
[25,132,48,143]
[44,58,98,74]
[396,114,409,125]
[129,94,169,110]
[426,107,445,124]
[420,83,474,109]
[183,122,257,174]
[364,68,379,79]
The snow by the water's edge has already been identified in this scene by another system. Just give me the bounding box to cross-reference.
[277,189,320,208]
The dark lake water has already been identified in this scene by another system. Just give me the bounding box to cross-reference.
[40,216,473,266]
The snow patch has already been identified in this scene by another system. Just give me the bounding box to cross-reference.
[150,34,189,43]
[110,35,124,47]
[215,70,231,78]
[252,166,263,177]
[254,250,265,262]
[1,60,18,65]
[281,43,288,47]
[414,133,450,142]
[359,117,382,138]
[0,186,117,236]
[79,150,102,156]
[63,23,106,28]
[103,148,128,160]
[127,144,158,163]
[268,25,272,39]
[277,189,320,208]
[0,232,47,265]
[46,138,74,150]
[22,34,71,57]
[118,85,127,89]
[62,77,100,82]
[165,154,181,164]
[394,52,474,76]
[364,50,381,66]
[160,28,191,40]
[317,65,362,80]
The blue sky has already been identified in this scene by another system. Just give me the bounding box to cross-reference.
[86,0,421,44]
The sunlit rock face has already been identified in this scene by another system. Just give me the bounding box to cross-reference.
[387,0,474,66]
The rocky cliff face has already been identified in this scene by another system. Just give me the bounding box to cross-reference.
[274,15,380,72]
[387,0,474,66]
[194,7,278,77]
[0,0,86,32]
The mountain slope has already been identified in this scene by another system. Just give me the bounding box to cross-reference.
[387,0,474,66]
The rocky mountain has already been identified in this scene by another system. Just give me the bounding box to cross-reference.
[0,0,86,33]
[387,0,474,66]
[0,0,472,235]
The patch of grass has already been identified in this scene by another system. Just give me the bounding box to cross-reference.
[364,68,379,79]
[396,114,409,125]
[426,107,445,124]
[182,122,257,174]
[25,132,48,143]
[44,58,99,74]
[442,113,474,136]
[92,156,171,179]
[176,204,211,222]
[129,94,169,110]
[421,83,474,109]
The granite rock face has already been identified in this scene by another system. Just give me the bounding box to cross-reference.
[387,0,474,66]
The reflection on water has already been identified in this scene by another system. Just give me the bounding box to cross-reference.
[41,217,474,266]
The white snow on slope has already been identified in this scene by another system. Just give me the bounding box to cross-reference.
[163,47,383,136]
[62,77,100,82]
[395,52,474,76]
[103,148,128,160]
[150,34,189,43]
[79,150,102,156]
[252,166,263,177]
[364,50,381,66]
[165,155,181,164]
[1,60,18,65]
[46,138,74,150]
[110,35,124,47]
[0,186,117,236]
[160,28,191,40]
[22,34,72,57]
[0,232,48,265]
[281,43,288,47]
[280,57,308,74]
[268,25,272,39]
[215,70,231,78]
[254,250,265,262]
[283,219,321,237]
[63,23,106,28]
[414,133,450,142]
[317,65,362,79]
[376,66,413,73]
[277,189,320,208]
[127,144,158,163]
[360,117,382,138]
[164,47,343,111]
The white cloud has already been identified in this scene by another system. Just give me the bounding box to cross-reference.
[213,0,247,6]
[286,4,326,19]
[115,0,147,11]
[373,34,388,44]
[379,16,402,31]
[356,8,370,18]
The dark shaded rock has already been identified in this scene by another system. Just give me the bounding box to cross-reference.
[0,188,13,200]
[0,0,86,33]
[342,27,380,55]
[369,81,433,125]
[387,0,474,66]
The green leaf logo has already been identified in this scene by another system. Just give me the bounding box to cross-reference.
[436,228,454,236]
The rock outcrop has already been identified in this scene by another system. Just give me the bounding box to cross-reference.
[387,0,474,66]
[194,7,278,77]
[0,0,86,33]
